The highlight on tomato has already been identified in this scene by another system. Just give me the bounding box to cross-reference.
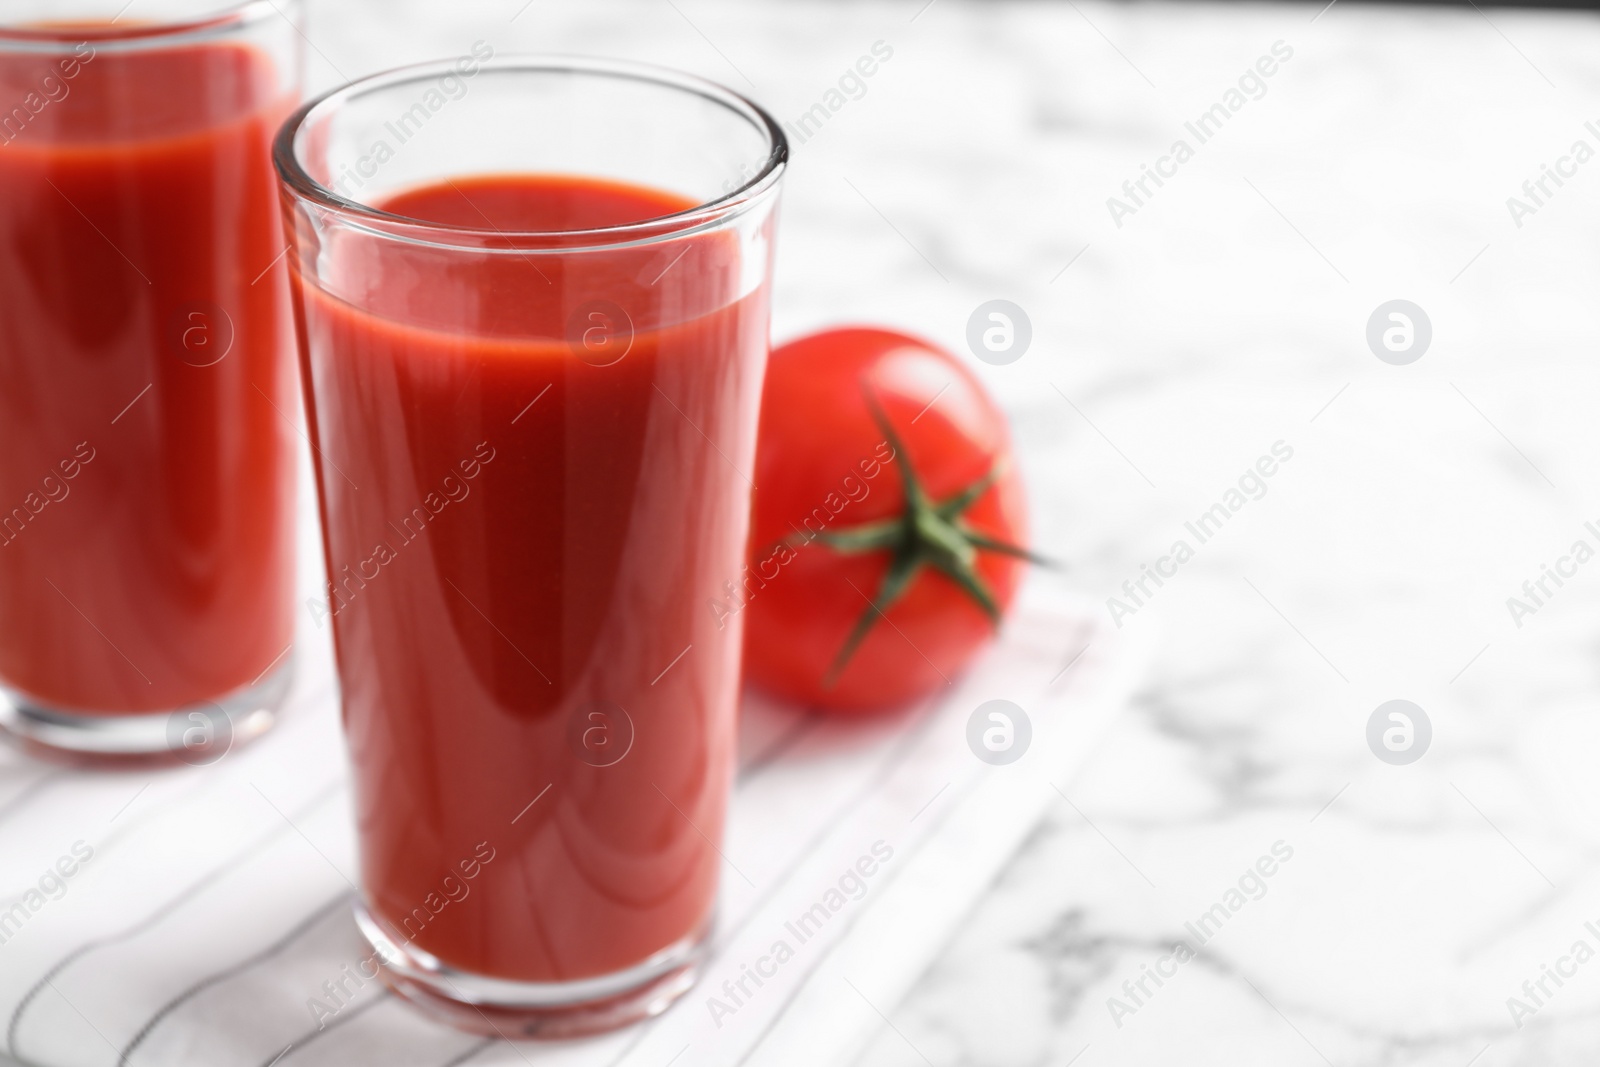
[737,327,1045,713]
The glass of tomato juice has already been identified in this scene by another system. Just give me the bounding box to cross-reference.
[0,3,303,759]
[274,57,787,1035]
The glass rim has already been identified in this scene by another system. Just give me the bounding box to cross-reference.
[0,1,290,48]
[272,54,789,255]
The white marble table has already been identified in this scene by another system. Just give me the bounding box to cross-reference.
[20,1,1600,1064]
[309,0,1600,1063]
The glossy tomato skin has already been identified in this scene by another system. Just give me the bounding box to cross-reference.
[741,328,1029,712]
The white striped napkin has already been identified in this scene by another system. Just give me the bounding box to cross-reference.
[0,573,1144,1067]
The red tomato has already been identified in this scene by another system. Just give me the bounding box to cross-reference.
[739,328,1033,712]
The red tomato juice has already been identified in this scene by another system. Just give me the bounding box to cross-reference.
[292,175,767,981]
[0,39,297,714]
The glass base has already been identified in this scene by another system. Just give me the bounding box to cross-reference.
[355,902,710,1039]
[0,655,292,765]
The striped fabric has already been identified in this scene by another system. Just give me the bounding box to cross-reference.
[0,584,1139,1067]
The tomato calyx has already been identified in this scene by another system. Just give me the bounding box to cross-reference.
[792,393,1047,688]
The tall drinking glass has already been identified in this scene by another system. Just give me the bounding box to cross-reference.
[274,56,786,1035]
[0,2,303,759]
